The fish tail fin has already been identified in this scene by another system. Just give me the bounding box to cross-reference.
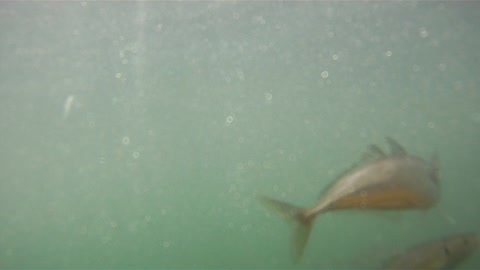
[258,195,315,263]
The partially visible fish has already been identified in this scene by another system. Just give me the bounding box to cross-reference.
[259,137,440,262]
[386,232,479,269]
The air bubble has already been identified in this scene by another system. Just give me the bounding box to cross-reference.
[122,136,130,145]
[163,241,170,248]
[237,70,245,81]
[419,27,429,38]
[226,115,234,124]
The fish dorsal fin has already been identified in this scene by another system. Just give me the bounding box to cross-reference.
[385,137,407,156]
[364,144,387,160]
[354,144,387,169]
[318,144,387,199]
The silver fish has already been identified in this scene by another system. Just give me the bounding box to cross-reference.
[259,137,440,262]
[386,232,478,269]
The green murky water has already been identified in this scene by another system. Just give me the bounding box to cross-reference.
[1,2,479,268]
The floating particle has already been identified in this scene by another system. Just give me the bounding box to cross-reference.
[63,95,75,119]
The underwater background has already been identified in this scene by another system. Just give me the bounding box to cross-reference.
[0,1,479,269]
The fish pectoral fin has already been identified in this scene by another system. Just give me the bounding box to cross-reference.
[385,137,407,156]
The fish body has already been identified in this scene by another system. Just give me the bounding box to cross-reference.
[306,155,439,216]
[259,137,440,262]
[386,232,479,270]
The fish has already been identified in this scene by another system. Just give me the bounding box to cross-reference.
[386,232,479,269]
[259,137,440,262]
